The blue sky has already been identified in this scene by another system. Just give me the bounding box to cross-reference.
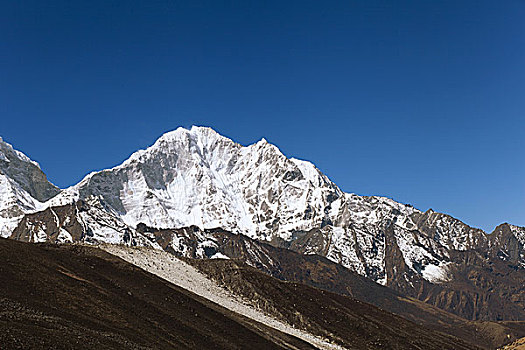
[1,0,524,232]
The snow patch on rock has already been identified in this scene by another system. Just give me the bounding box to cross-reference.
[421,263,451,283]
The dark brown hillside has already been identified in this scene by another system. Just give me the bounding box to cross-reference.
[0,237,483,350]
[0,238,315,350]
[187,258,478,350]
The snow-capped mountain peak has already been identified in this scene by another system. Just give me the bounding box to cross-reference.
[49,126,340,239]
[0,137,59,237]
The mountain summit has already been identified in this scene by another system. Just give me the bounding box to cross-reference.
[50,126,343,240]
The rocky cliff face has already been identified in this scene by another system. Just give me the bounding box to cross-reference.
[10,197,156,247]
[0,138,60,202]
[0,138,60,237]
[124,222,525,322]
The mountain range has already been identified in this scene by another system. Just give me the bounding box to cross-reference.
[1,126,524,349]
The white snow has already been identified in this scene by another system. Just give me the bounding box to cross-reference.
[57,228,73,243]
[421,263,451,283]
[210,252,230,259]
[48,126,345,243]
[0,151,9,162]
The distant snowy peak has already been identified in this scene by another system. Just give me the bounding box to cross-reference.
[120,126,242,168]
[0,138,60,238]
[0,137,60,202]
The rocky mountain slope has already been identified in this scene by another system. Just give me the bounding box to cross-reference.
[0,138,59,237]
[99,242,479,350]
[117,224,525,349]
[10,199,155,247]
[100,244,344,350]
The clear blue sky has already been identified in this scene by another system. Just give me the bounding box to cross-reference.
[1,1,524,232]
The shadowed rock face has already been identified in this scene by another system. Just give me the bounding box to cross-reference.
[406,248,525,322]
[489,223,525,266]
[10,202,84,243]
[378,217,525,322]
[279,217,525,322]
[0,138,59,202]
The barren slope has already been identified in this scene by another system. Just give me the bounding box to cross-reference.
[0,238,315,350]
